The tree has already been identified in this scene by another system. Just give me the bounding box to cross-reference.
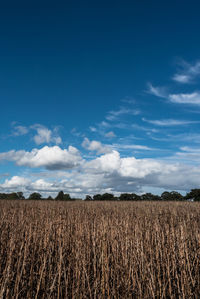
[55,191,71,201]
[93,193,115,201]
[93,194,102,201]
[169,191,183,201]
[161,191,171,201]
[101,193,115,201]
[185,189,200,201]
[28,192,42,200]
[55,191,64,201]
[63,193,71,201]
[141,193,160,201]
[85,195,92,201]
[16,192,25,200]
[119,193,133,201]
[161,191,183,201]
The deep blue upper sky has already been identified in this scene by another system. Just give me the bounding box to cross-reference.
[1,1,200,197]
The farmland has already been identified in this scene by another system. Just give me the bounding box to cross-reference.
[0,200,199,298]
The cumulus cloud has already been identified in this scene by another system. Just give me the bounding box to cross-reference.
[83,151,200,192]
[1,176,30,189]
[0,146,82,170]
[82,138,112,154]
[1,150,200,197]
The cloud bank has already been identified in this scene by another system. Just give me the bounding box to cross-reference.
[1,145,200,197]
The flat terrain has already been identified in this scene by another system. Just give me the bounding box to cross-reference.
[0,200,199,298]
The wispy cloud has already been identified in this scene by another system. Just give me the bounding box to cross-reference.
[89,126,97,132]
[120,97,135,104]
[71,128,84,137]
[180,146,200,153]
[142,118,199,126]
[12,125,29,136]
[169,92,200,105]
[112,143,153,151]
[172,60,200,84]
[106,107,140,121]
[146,83,167,98]
[105,131,116,138]
[131,123,159,133]
[168,146,200,164]
[147,82,200,106]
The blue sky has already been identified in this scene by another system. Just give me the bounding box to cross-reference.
[1,0,200,197]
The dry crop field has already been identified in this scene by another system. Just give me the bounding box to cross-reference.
[0,200,199,298]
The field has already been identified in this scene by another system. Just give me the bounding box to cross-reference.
[0,200,199,298]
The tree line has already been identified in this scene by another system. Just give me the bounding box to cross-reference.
[0,189,200,201]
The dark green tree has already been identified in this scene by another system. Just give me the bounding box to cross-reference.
[55,191,71,201]
[101,193,115,201]
[55,191,64,201]
[93,194,102,201]
[28,192,42,200]
[161,191,183,201]
[119,193,133,201]
[185,189,200,201]
[85,195,92,201]
[63,193,71,201]
[16,192,25,200]
[141,193,161,201]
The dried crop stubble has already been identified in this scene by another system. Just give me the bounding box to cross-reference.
[0,200,199,298]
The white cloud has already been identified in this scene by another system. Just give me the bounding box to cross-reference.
[142,117,198,126]
[169,92,200,105]
[147,83,200,106]
[172,60,200,84]
[106,107,140,121]
[180,146,200,152]
[112,144,153,151]
[170,146,200,164]
[85,150,121,173]
[32,125,62,145]
[0,146,82,170]
[1,176,30,189]
[100,121,110,128]
[1,149,200,196]
[131,123,159,133]
[71,128,84,137]
[12,125,29,136]
[105,131,116,138]
[82,138,111,154]
[172,74,190,84]
[89,126,97,132]
[147,83,167,98]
